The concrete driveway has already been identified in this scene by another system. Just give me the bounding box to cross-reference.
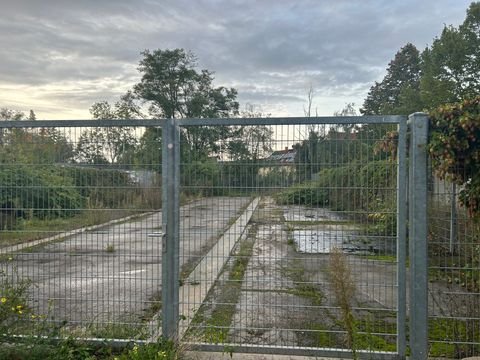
[2,197,251,333]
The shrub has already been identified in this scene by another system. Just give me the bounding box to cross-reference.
[274,182,328,206]
[275,160,397,235]
[428,96,480,217]
[0,165,85,224]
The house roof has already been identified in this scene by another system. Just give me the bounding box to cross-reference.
[266,148,296,163]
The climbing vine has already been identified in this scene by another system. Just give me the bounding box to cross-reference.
[428,96,480,217]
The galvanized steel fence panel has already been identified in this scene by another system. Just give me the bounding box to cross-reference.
[171,116,409,359]
[2,115,477,359]
[427,166,480,355]
[0,120,165,342]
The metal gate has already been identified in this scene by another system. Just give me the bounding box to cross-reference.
[0,114,431,359]
[162,114,429,359]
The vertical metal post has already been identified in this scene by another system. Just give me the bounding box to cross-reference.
[162,119,180,339]
[408,112,429,359]
[450,182,457,254]
[396,119,407,359]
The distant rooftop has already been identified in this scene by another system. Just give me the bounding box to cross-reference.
[265,147,296,163]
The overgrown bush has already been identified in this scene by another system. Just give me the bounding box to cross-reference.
[0,260,33,335]
[0,165,85,225]
[0,164,157,230]
[274,182,328,206]
[181,159,221,196]
[275,160,397,235]
[428,96,480,217]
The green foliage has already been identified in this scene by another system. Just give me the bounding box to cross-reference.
[429,318,480,358]
[276,160,397,235]
[133,48,239,162]
[293,123,390,183]
[181,159,221,196]
[134,127,162,172]
[329,249,358,358]
[421,2,480,109]
[257,167,295,189]
[361,43,422,115]
[363,3,480,115]
[0,338,180,360]
[274,182,328,206]
[0,163,145,230]
[0,165,85,223]
[60,166,135,208]
[76,93,140,165]
[135,49,238,120]
[0,108,25,121]
[116,340,180,360]
[428,96,480,216]
[0,263,32,334]
[0,127,74,164]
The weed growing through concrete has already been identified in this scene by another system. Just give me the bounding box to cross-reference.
[329,248,358,359]
[105,243,115,253]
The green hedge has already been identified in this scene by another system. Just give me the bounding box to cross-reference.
[0,165,85,220]
[0,165,141,229]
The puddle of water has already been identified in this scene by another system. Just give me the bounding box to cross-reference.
[292,229,358,254]
[284,207,344,222]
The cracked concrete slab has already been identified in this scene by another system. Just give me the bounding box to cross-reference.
[1,196,252,333]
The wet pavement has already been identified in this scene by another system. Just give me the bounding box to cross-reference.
[195,198,401,350]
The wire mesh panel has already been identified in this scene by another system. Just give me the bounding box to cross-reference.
[428,177,480,358]
[0,122,163,340]
[178,119,405,358]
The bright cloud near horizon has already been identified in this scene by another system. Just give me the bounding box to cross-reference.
[0,0,473,119]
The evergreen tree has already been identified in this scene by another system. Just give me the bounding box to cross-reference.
[361,43,422,115]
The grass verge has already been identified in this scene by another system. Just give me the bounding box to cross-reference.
[0,209,150,248]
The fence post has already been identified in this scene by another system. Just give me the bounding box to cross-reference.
[408,112,429,359]
[397,119,408,359]
[450,182,458,254]
[162,118,180,339]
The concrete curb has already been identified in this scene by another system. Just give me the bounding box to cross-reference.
[178,197,260,338]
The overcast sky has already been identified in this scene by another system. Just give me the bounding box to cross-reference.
[0,0,473,119]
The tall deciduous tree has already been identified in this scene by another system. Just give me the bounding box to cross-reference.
[134,49,239,161]
[361,43,422,115]
[76,92,140,164]
[0,108,24,121]
[227,104,273,161]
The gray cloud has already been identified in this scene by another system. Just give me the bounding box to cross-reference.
[0,0,473,118]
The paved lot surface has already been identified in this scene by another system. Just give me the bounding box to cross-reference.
[2,194,465,354]
[193,197,400,350]
[2,197,251,330]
